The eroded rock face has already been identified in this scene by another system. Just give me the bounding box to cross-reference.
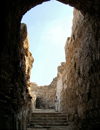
[56,62,66,111]
[56,9,100,130]
[20,23,34,93]
[0,23,34,129]
[31,77,57,110]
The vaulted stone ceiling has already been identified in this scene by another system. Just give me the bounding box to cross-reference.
[17,0,100,17]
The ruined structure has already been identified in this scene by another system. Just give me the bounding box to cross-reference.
[56,62,66,112]
[1,0,100,129]
[20,23,34,94]
[56,8,100,129]
[31,77,57,110]
[0,23,34,129]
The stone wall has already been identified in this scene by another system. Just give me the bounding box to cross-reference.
[20,23,34,94]
[31,77,57,111]
[0,23,33,130]
[57,9,100,130]
[56,62,65,111]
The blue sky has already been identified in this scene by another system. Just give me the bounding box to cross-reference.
[21,0,73,86]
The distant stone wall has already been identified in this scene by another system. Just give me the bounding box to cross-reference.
[31,77,57,110]
[57,9,100,130]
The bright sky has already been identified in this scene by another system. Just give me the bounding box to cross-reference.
[21,0,73,86]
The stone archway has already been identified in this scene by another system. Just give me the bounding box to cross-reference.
[19,0,100,17]
[1,0,100,129]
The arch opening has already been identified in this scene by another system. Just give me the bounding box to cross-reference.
[21,0,73,112]
[21,0,73,86]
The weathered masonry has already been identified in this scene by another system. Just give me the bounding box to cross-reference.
[56,8,100,130]
[1,0,100,130]
[31,77,57,110]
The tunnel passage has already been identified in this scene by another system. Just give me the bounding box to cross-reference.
[1,0,100,130]
[36,97,45,109]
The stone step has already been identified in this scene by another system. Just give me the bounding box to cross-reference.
[29,123,68,127]
[32,112,66,115]
[32,113,66,117]
[31,117,66,120]
[28,112,68,129]
[28,125,51,129]
[31,120,67,123]
[31,123,68,125]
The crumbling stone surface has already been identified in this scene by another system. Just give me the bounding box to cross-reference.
[20,23,34,93]
[57,8,100,130]
[0,23,34,129]
[31,77,57,110]
[56,62,66,111]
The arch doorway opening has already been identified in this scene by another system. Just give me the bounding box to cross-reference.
[21,0,73,112]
